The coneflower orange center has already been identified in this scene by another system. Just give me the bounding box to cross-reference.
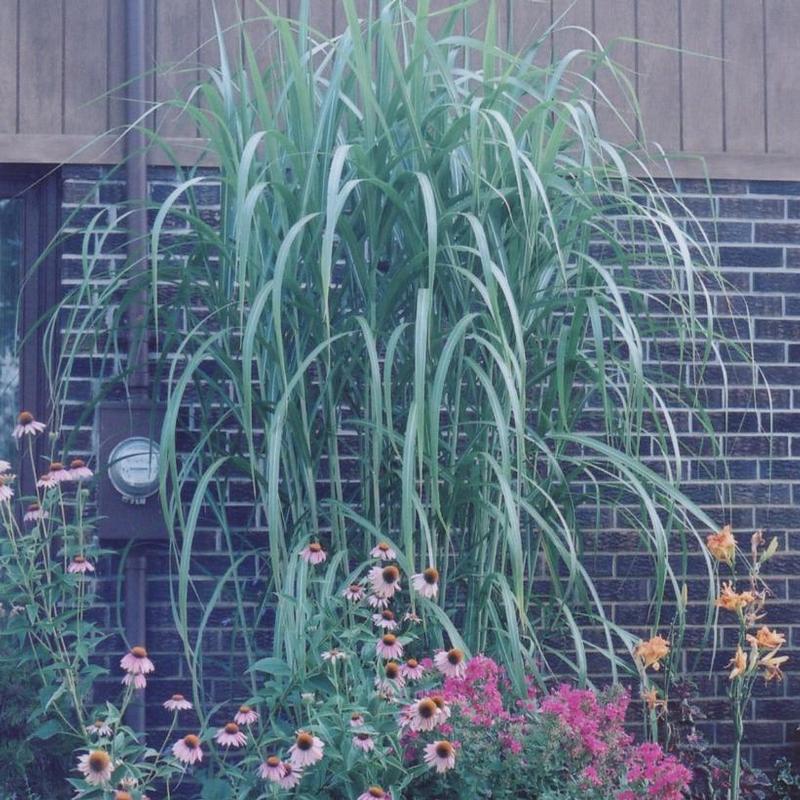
[296,731,314,750]
[423,567,439,583]
[385,662,400,678]
[381,566,399,583]
[435,741,454,758]
[357,732,371,740]
[406,658,419,668]
[49,462,63,471]
[266,755,281,767]
[381,610,395,620]
[172,693,184,701]
[368,788,385,798]
[131,646,148,658]
[115,792,133,800]
[184,734,200,748]
[73,555,86,563]
[309,542,322,552]
[18,411,33,424]
[88,750,110,772]
[71,459,86,469]
[418,698,437,718]
[431,695,445,709]
[224,723,239,734]
[349,584,361,592]
[382,633,396,645]
[239,705,251,713]
[447,648,463,664]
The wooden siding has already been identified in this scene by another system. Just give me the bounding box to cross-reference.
[0,0,791,178]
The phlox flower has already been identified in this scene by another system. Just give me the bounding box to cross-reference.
[76,750,113,785]
[424,740,456,773]
[434,648,467,678]
[376,633,403,660]
[234,705,259,725]
[370,542,396,560]
[215,722,247,747]
[172,734,203,764]
[288,730,324,768]
[368,565,401,598]
[13,411,45,439]
[163,693,193,711]
[258,755,285,781]
[300,542,327,564]
[411,567,439,599]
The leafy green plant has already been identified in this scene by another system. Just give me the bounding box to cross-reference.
[46,0,754,716]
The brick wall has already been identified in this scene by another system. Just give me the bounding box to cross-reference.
[58,166,800,772]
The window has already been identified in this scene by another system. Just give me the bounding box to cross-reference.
[0,166,59,467]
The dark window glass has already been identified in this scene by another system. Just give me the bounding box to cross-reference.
[0,199,22,463]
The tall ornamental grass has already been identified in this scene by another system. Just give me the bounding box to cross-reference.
[50,0,750,695]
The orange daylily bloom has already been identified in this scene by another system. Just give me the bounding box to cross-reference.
[641,687,667,712]
[746,626,785,651]
[707,525,736,566]
[760,651,789,682]
[715,582,755,613]
[634,635,670,671]
[727,646,747,680]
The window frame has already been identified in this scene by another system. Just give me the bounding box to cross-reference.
[0,164,60,482]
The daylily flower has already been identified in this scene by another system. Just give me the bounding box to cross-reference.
[634,635,670,671]
[707,524,736,565]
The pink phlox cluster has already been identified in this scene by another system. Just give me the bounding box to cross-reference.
[441,655,520,727]
[540,684,632,759]
[624,742,692,800]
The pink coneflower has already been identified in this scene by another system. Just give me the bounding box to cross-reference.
[300,542,327,565]
[23,503,46,522]
[36,472,58,490]
[0,460,10,473]
[372,609,398,630]
[46,461,71,483]
[68,555,95,574]
[288,730,325,768]
[370,542,396,560]
[349,712,365,728]
[403,611,421,624]
[172,734,203,764]
[366,594,390,609]
[434,648,466,678]
[424,740,456,773]
[0,475,13,502]
[405,697,441,731]
[86,720,112,737]
[321,648,347,663]
[122,672,147,689]
[411,567,439,599]
[376,633,403,660]
[369,565,402,598]
[400,657,426,680]
[163,693,193,712]
[234,705,259,725]
[68,458,94,481]
[430,694,451,721]
[352,732,375,752]
[257,755,285,781]
[76,750,113,785]
[121,646,154,676]
[215,722,247,748]
[343,583,365,601]
[13,411,45,439]
[358,787,392,800]
[375,660,405,693]
[278,761,303,788]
